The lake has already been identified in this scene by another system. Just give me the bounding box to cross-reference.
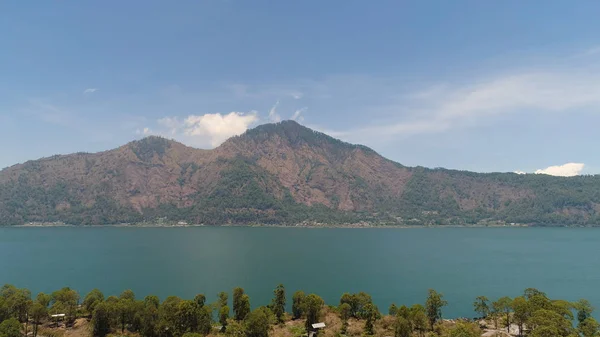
[1,226,599,318]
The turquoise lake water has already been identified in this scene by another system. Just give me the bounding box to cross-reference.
[1,227,598,318]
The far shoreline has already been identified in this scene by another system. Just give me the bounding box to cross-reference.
[8,222,591,229]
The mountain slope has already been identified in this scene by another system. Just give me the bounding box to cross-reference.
[1,120,600,226]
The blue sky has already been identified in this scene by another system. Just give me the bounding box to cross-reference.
[2,1,600,176]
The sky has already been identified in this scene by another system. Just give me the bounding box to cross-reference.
[2,1,600,176]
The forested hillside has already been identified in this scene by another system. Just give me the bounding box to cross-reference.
[1,121,599,226]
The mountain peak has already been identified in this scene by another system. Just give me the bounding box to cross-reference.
[231,120,377,155]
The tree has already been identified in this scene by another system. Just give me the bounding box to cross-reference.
[233,288,246,321]
[511,296,529,337]
[575,299,595,325]
[140,299,160,337]
[83,289,105,315]
[494,296,512,333]
[524,288,546,300]
[197,306,212,336]
[271,284,286,323]
[238,294,250,321]
[0,318,21,337]
[158,296,182,337]
[219,305,230,332]
[245,307,271,337]
[116,297,136,334]
[218,292,228,309]
[304,294,324,331]
[35,293,51,308]
[145,295,160,309]
[473,296,490,318]
[292,291,305,320]
[176,300,199,335]
[410,304,428,337]
[448,322,481,337]
[339,303,351,321]
[3,287,32,323]
[119,289,135,301]
[92,302,111,337]
[395,316,411,337]
[389,303,398,316]
[339,303,351,334]
[51,287,79,324]
[529,309,573,337]
[30,302,48,337]
[425,289,447,330]
[340,292,373,319]
[579,317,600,337]
[193,294,206,308]
[363,303,378,335]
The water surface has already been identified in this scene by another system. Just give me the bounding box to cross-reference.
[1,227,598,318]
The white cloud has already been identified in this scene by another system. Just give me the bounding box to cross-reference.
[513,163,585,176]
[135,127,152,135]
[143,112,258,148]
[268,101,281,122]
[534,163,585,177]
[291,107,307,122]
[83,88,98,94]
[299,48,600,144]
[349,70,600,139]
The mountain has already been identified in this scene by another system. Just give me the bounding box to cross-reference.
[1,120,600,226]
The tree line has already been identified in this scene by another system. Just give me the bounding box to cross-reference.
[0,284,597,337]
[472,288,598,337]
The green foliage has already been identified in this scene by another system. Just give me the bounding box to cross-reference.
[493,296,512,332]
[271,284,286,323]
[339,303,351,334]
[0,318,21,337]
[217,292,228,309]
[130,136,171,162]
[193,294,206,308]
[394,316,411,337]
[575,299,595,324]
[83,289,105,315]
[0,283,597,337]
[579,317,600,337]
[304,294,324,332]
[30,302,48,337]
[292,291,305,320]
[245,307,272,337]
[339,292,373,319]
[91,302,111,337]
[529,309,574,337]
[410,304,428,336]
[36,293,51,308]
[447,322,480,337]
[425,289,447,330]
[363,303,378,335]
[232,287,250,322]
[472,296,489,318]
[219,305,229,332]
[511,296,528,336]
[232,287,245,321]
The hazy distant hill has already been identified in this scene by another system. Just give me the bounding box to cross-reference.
[1,120,600,226]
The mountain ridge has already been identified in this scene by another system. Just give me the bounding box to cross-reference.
[1,120,600,226]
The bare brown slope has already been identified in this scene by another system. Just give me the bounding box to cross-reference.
[218,122,413,211]
[0,137,223,212]
[3,120,598,226]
